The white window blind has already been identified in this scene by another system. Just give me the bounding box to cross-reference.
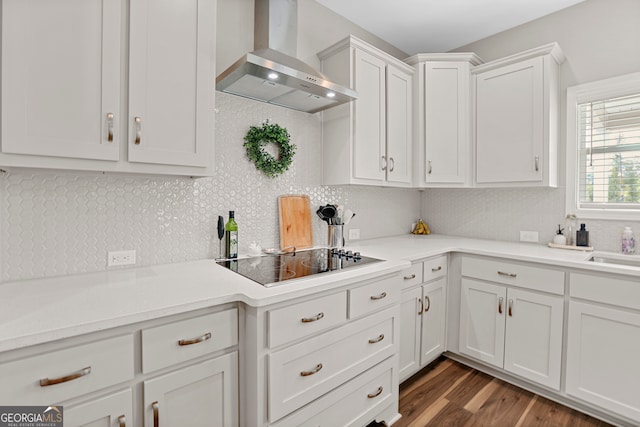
[578,93,640,210]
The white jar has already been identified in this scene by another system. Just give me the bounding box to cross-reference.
[622,227,636,254]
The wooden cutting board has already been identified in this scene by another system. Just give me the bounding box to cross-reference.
[278,195,313,250]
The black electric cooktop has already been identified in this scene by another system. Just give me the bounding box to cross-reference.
[216,248,383,287]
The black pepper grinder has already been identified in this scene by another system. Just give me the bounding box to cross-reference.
[576,223,589,247]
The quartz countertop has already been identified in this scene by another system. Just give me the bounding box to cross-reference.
[2,234,639,353]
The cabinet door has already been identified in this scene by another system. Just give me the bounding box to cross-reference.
[476,57,543,184]
[353,48,386,182]
[1,0,121,161]
[65,389,132,427]
[424,62,469,184]
[128,0,214,167]
[399,287,422,382]
[566,301,640,423]
[386,64,412,185]
[503,288,563,390]
[420,278,446,366]
[459,279,506,368]
[144,352,238,427]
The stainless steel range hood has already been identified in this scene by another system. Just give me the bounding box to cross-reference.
[216,0,357,114]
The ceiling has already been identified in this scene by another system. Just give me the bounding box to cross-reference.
[315,0,586,55]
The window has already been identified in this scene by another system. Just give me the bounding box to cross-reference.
[566,72,640,220]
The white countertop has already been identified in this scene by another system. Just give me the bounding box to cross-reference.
[2,234,639,353]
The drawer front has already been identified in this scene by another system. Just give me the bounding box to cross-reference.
[268,291,347,349]
[142,308,238,373]
[269,307,397,421]
[462,256,564,295]
[349,276,400,319]
[0,334,133,405]
[400,262,423,289]
[570,272,640,310]
[272,355,397,427]
[423,255,448,282]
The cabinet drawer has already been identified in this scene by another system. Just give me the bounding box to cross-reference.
[570,273,640,311]
[400,263,423,289]
[142,308,238,373]
[268,292,347,349]
[462,256,564,295]
[272,355,397,427]
[349,276,400,319]
[0,334,133,405]
[268,307,397,421]
[423,255,447,282]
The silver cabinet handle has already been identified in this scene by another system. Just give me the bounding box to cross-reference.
[381,155,387,171]
[300,363,323,377]
[178,332,211,346]
[535,155,539,172]
[368,334,385,344]
[39,366,91,387]
[424,295,431,312]
[428,160,432,175]
[367,386,383,399]
[404,274,416,280]
[389,157,395,172]
[370,292,387,300]
[134,117,142,145]
[497,271,517,278]
[152,401,159,427]
[432,266,442,272]
[418,297,424,315]
[301,312,324,323]
[498,297,504,314]
[106,113,114,142]
[508,299,513,317]
[118,415,126,427]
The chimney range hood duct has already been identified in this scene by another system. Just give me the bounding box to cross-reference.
[216,0,357,114]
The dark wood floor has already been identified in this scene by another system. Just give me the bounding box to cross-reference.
[393,357,613,427]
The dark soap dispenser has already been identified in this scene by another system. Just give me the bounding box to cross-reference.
[576,223,589,247]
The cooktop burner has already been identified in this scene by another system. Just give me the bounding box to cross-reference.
[216,248,383,287]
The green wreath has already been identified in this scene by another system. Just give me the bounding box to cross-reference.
[243,121,296,178]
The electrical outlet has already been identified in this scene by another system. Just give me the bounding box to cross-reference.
[348,228,361,240]
[108,250,136,267]
[519,231,539,243]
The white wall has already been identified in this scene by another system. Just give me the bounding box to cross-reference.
[423,0,640,250]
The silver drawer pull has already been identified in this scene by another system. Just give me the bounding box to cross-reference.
[535,155,540,172]
[370,292,387,301]
[106,113,114,142]
[403,274,416,280]
[425,295,431,312]
[367,386,383,399]
[428,160,432,175]
[39,366,91,387]
[508,299,513,317]
[418,297,424,315]
[134,117,142,145]
[178,332,212,346]
[152,401,159,427]
[389,157,395,172]
[368,334,385,344]
[118,415,126,427]
[498,297,504,314]
[432,266,442,272]
[301,312,324,323]
[497,271,517,278]
[300,363,323,377]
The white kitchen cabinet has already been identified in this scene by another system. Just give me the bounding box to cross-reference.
[319,35,414,187]
[399,257,448,382]
[65,389,132,427]
[459,257,564,390]
[0,0,216,176]
[406,54,482,187]
[566,273,640,423]
[144,352,238,427]
[473,43,564,187]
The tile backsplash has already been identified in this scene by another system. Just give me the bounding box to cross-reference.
[0,93,421,283]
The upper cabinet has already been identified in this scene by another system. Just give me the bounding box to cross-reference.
[473,43,565,187]
[0,0,216,176]
[406,54,482,187]
[319,36,414,187]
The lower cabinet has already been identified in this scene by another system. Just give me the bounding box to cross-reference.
[144,352,238,427]
[566,273,640,423]
[65,389,132,427]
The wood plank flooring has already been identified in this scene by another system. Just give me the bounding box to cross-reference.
[391,357,613,427]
